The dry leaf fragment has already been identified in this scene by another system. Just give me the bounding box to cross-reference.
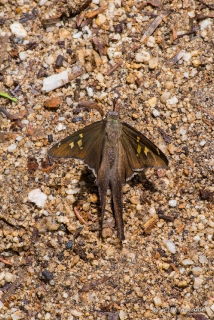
[142,11,169,42]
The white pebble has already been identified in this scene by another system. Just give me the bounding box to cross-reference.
[192,267,203,276]
[182,259,194,266]
[119,310,127,320]
[152,109,160,117]
[135,51,150,62]
[19,52,28,60]
[70,310,83,317]
[86,87,93,97]
[193,235,200,242]
[4,272,14,282]
[28,189,47,208]
[193,277,203,289]
[164,240,176,254]
[168,199,177,207]
[153,296,162,306]
[96,72,104,83]
[167,96,178,105]
[199,255,207,264]
[42,70,69,92]
[0,301,3,309]
[7,144,17,152]
[200,18,212,31]
[65,188,80,195]
[73,31,82,39]
[182,52,191,62]
[160,92,171,104]
[55,123,66,132]
[200,140,206,146]
[39,0,49,5]
[10,22,27,38]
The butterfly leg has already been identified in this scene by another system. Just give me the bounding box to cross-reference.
[110,180,124,241]
[97,180,109,240]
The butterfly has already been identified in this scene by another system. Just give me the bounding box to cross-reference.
[48,111,168,241]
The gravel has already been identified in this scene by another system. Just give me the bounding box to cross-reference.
[0,0,213,319]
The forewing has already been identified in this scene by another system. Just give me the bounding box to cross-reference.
[121,123,168,171]
[48,120,105,176]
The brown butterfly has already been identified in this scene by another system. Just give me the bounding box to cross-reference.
[48,111,168,241]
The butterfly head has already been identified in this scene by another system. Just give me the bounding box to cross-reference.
[106,111,120,121]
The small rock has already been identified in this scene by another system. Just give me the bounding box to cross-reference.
[152,109,160,117]
[167,96,178,105]
[87,194,98,203]
[149,57,158,69]
[126,73,135,84]
[200,18,212,31]
[102,228,113,239]
[106,246,115,257]
[147,36,156,47]
[135,51,150,62]
[168,199,177,207]
[192,59,201,67]
[119,310,127,320]
[10,22,27,38]
[55,123,66,132]
[164,240,176,254]
[42,70,69,93]
[192,267,203,276]
[147,97,157,108]
[28,189,47,208]
[7,144,17,152]
[200,140,206,147]
[160,92,171,104]
[95,14,106,26]
[182,259,194,266]
[130,196,140,205]
[153,296,162,307]
[193,277,203,289]
[199,254,208,264]
[44,96,62,109]
[70,310,83,317]
[4,272,14,282]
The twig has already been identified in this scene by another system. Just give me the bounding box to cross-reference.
[74,207,88,224]
[106,61,123,76]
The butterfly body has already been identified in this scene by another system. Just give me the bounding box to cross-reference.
[48,111,168,241]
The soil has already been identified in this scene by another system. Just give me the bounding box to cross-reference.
[0,0,213,319]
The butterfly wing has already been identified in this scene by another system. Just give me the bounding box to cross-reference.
[121,122,168,177]
[48,120,106,177]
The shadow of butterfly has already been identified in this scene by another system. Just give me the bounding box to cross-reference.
[48,111,168,241]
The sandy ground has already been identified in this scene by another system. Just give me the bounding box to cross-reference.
[0,0,214,319]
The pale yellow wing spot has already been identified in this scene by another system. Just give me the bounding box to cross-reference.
[144,146,149,156]
[77,139,83,149]
[79,133,83,138]
[69,142,74,149]
[156,147,160,155]
[137,144,141,155]
[136,136,140,142]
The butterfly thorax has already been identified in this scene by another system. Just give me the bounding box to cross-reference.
[105,112,122,167]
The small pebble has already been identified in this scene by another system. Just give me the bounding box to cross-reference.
[164,240,176,254]
[149,57,158,69]
[200,140,206,147]
[130,196,140,205]
[102,228,113,239]
[160,92,171,104]
[153,296,162,307]
[152,109,160,117]
[7,144,17,152]
[70,310,83,317]
[44,96,62,109]
[135,51,150,62]
[28,189,47,208]
[192,267,203,276]
[193,277,203,289]
[182,259,194,266]
[42,70,69,92]
[10,22,27,38]
[168,199,177,207]
[147,97,157,108]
